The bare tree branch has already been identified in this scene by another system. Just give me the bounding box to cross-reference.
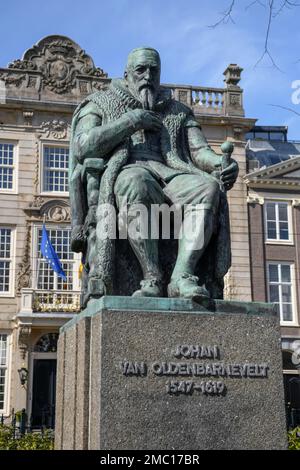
[273,0,288,17]
[272,0,299,18]
[254,0,283,71]
[245,0,266,11]
[269,103,300,117]
[209,0,300,67]
[208,0,236,28]
[285,0,300,6]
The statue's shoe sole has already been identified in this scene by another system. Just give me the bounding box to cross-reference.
[168,284,211,307]
[132,289,163,298]
[190,293,212,308]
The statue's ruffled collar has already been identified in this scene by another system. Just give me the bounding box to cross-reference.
[110,78,172,111]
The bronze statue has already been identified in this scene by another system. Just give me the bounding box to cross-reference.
[69,47,238,306]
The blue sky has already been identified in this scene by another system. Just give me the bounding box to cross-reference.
[1,0,300,138]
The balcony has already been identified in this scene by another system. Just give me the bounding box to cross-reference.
[162,64,245,118]
[164,84,226,115]
[20,288,81,314]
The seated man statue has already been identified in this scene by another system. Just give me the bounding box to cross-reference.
[69,47,238,305]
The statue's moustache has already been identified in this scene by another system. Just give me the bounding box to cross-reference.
[139,83,154,92]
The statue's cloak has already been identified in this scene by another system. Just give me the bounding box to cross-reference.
[69,79,231,298]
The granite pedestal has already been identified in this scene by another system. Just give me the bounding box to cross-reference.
[55,296,287,450]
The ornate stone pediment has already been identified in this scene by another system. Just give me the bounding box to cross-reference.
[24,198,70,222]
[45,202,71,222]
[40,119,70,139]
[6,35,108,94]
[9,59,37,71]
[0,72,26,87]
[28,195,45,210]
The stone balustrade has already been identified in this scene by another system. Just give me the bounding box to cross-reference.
[164,84,225,112]
[162,83,244,117]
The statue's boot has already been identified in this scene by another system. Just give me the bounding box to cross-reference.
[168,208,215,302]
[84,225,108,306]
[168,273,209,302]
[132,277,163,298]
[82,277,106,308]
[126,212,163,298]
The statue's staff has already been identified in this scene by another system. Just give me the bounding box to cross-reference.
[220,141,234,192]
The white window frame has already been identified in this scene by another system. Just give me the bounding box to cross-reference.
[264,200,293,245]
[0,141,18,194]
[0,226,16,297]
[40,141,69,196]
[267,262,298,326]
[31,224,81,292]
[0,332,12,416]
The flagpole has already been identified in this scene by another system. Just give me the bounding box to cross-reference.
[35,214,46,290]
[40,215,67,283]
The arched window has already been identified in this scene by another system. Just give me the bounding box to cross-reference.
[34,333,58,353]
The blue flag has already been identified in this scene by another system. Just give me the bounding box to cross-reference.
[40,225,67,281]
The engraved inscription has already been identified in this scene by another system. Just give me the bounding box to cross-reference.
[120,361,147,376]
[151,361,269,378]
[166,380,226,395]
[119,344,270,395]
[174,344,219,359]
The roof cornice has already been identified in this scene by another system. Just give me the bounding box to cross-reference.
[245,155,300,180]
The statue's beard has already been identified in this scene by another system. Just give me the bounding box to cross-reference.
[138,87,156,110]
[128,83,157,110]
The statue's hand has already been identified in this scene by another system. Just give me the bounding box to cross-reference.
[127,109,162,132]
[220,159,239,190]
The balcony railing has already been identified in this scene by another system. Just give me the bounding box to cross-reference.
[162,82,244,117]
[20,288,81,314]
[164,84,225,114]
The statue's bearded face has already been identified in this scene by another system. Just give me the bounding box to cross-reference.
[125,49,161,110]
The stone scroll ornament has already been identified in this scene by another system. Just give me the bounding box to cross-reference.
[3,35,108,94]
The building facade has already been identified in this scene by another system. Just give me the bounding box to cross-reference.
[245,127,300,426]
[0,35,255,427]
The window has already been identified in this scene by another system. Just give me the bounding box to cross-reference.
[0,334,8,412]
[268,263,296,324]
[42,146,69,193]
[253,132,269,140]
[34,333,58,352]
[246,129,287,142]
[0,143,15,191]
[265,201,291,242]
[269,132,286,141]
[0,228,13,294]
[36,227,79,291]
